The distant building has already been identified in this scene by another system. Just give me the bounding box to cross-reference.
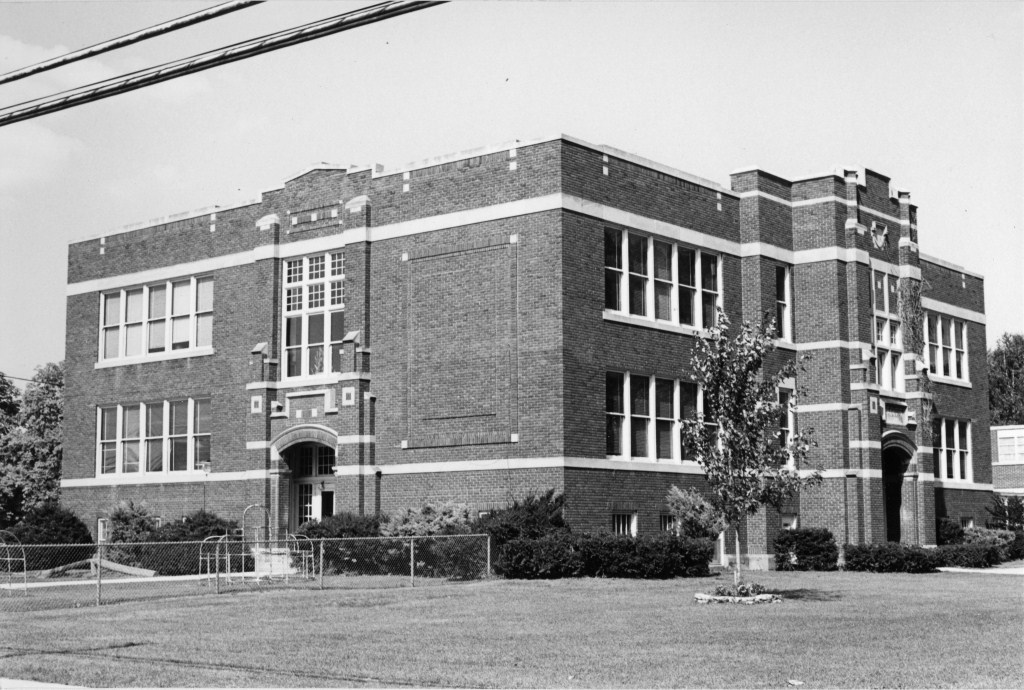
[61,134,992,567]
[991,425,1024,496]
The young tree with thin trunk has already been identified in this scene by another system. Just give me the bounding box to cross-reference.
[680,312,820,587]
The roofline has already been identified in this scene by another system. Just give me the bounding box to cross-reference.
[920,252,985,281]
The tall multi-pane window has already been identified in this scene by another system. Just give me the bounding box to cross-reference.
[99,407,117,474]
[603,228,720,329]
[604,229,622,311]
[872,271,903,392]
[100,276,214,361]
[630,376,650,457]
[96,398,210,476]
[606,372,625,456]
[283,253,346,378]
[606,372,715,462]
[775,265,791,341]
[924,313,969,382]
[933,418,971,481]
[627,235,648,316]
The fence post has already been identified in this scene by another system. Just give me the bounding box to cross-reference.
[95,542,103,606]
[486,535,492,579]
[215,540,221,595]
[318,540,324,590]
[409,537,415,587]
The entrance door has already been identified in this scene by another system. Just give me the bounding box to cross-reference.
[285,442,337,531]
[882,446,911,543]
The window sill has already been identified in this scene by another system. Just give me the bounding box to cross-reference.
[926,374,972,389]
[602,310,706,336]
[95,347,215,369]
[994,459,1024,466]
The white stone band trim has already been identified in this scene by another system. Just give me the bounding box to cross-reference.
[602,310,705,336]
[740,191,904,226]
[933,480,995,492]
[850,440,882,449]
[94,347,215,369]
[246,441,269,450]
[805,468,884,479]
[333,457,709,476]
[920,297,986,325]
[797,403,851,413]
[795,340,869,351]
[61,469,272,488]
[338,435,375,445]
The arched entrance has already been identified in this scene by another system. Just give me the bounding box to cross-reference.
[882,432,916,543]
[270,425,339,532]
[283,442,337,531]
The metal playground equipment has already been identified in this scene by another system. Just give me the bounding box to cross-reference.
[0,530,27,595]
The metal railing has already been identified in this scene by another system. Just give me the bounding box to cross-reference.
[0,534,491,612]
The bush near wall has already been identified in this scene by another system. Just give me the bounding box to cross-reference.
[842,543,938,573]
[773,528,839,571]
[962,527,1017,561]
[106,509,239,577]
[933,543,1001,568]
[936,518,965,546]
[501,533,713,580]
[5,503,93,571]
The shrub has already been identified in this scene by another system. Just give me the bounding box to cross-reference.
[934,543,1000,568]
[501,533,713,580]
[380,502,473,537]
[105,510,239,577]
[1007,531,1024,562]
[664,486,726,540]
[937,518,964,546]
[985,494,1024,531]
[842,543,938,573]
[7,502,94,571]
[108,500,158,543]
[474,490,569,548]
[962,527,1016,561]
[295,512,381,539]
[773,528,838,571]
[713,581,766,597]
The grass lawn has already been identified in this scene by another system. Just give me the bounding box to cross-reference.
[1,570,1022,688]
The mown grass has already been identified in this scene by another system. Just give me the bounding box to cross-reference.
[1,570,1022,688]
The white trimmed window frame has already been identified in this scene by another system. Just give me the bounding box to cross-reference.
[779,388,795,468]
[996,428,1024,464]
[872,270,903,392]
[99,276,213,364]
[603,228,721,331]
[282,252,346,380]
[606,371,713,463]
[96,398,210,477]
[775,264,792,342]
[933,417,972,482]
[924,312,969,384]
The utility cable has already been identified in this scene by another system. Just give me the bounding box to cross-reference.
[0,1,445,128]
[0,0,264,86]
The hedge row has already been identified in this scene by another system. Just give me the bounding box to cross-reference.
[842,542,1004,572]
[774,528,839,571]
[500,533,713,579]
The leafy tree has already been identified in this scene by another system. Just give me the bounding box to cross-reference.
[0,362,64,528]
[665,486,726,540]
[985,494,1024,531]
[680,312,820,587]
[989,333,1024,425]
[8,502,92,545]
[0,373,19,437]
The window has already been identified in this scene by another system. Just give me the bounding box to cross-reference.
[872,271,903,392]
[604,228,720,329]
[660,514,676,533]
[606,371,713,462]
[778,390,792,449]
[96,398,211,476]
[282,253,346,378]
[612,513,636,537]
[924,313,969,381]
[100,276,213,361]
[996,428,1024,464]
[933,418,971,481]
[959,516,975,529]
[775,265,791,341]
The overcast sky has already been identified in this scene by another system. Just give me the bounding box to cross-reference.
[0,1,1021,385]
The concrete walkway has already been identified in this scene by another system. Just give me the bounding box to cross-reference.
[0,680,84,689]
[938,566,1024,575]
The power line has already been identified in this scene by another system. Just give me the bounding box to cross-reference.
[0,0,264,87]
[0,1,445,128]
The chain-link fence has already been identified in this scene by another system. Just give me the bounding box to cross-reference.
[0,534,491,612]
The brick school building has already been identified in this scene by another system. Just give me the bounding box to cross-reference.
[60,134,992,567]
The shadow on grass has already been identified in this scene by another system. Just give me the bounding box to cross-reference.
[767,588,843,602]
